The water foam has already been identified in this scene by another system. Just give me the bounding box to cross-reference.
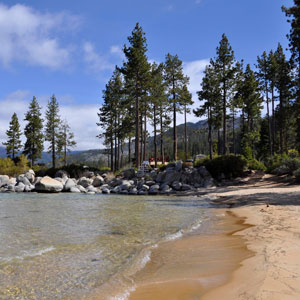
[1,246,55,263]
[110,286,136,300]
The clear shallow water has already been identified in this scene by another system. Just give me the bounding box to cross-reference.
[0,193,212,300]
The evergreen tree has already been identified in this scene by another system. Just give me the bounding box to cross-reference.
[120,23,151,167]
[212,34,236,154]
[45,95,61,168]
[236,65,263,158]
[23,96,44,166]
[57,120,76,166]
[3,113,22,160]
[164,53,189,161]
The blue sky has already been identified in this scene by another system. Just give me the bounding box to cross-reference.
[0,0,293,150]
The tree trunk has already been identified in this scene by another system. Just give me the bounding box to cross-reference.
[110,135,114,172]
[265,81,272,156]
[160,105,164,164]
[140,111,143,164]
[128,137,131,166]
[154,105,157,168]
[232,109,235,154]
[143,111,147,161]
[135,94,140,168]
[52,134,56,169]
[279,91,283,154]
[223,82,227,155]
[208,107,213,160]
[184,103,187,161]
[271,86,275,152]
[173,84,177,161]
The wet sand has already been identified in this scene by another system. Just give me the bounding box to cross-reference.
[128,211,253,300]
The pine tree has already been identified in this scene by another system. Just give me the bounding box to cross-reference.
[164,53,189,161]
[256,51,273,156]
[23,96,44,166]
[120,23,151,167]
[3,113,22,160]
[236,65,263,159]
[57,120,76,166]
[213,34,236,154]
[195,63,222,159]
[45,95,61,168]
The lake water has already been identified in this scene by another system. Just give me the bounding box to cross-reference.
[0,193,213,300]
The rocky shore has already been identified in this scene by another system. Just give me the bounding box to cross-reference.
[0,161,214,195]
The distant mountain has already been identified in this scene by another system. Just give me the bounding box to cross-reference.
[0,119,216,164]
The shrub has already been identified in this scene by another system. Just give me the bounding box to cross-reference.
[196,155,247,179]
[0,155,29,176]
[273,157,300,175]
[247,159,266,171]
[293,168,300,183]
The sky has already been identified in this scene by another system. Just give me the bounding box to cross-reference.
[0,0,294,150]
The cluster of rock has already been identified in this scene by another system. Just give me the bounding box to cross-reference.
[0,161,214,195]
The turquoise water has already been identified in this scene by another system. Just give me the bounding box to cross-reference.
[0,193,212,299]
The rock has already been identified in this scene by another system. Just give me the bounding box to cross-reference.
[100,184,109,190]
[145,180,156,186]
[92,176,104,187]
[70,186,81,193]
[112,185,122,193]
[149,184,159,195]
[34,177,42,185]
[160,184,172,194]
[138,190,146,195]
[15,182,25,192]
[87,185,97,193]
[140,184,149,191]
[78,177,92,188]
[0,175,9,187]
[8,177,16,185]
[7,184,15,192]
[102,173,107,178]
[203,178,214,188]
[156,170,181,185]
[83,171,94,178]
[171,181,182,191]
[120,190,128,195]
[122,168,136,179]
[54,177,64,183]
[64,178,76,191]
[77,185,87,193]
[175,160,183,172]
[109,178,122,187]
[166,162,176,170]
[120,180,131,190]
[35,176,64,193]
[102,188,110,194]
[87,191,96,195]
[181,184,193,191]
[129,188,138,195]
[55,170,69,178]
[25,171,35,183]
[24,185,33,192]
[17,175,31,186]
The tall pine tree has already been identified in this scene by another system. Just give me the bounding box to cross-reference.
[3,113,22,160]
[23,96,44,166]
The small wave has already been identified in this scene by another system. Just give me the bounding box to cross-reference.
[1,246,55,263]
[191,220,202,231]
[110,286,136,300]
[166,230,183,241]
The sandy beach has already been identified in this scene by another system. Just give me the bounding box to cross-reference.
[130,173,300,299]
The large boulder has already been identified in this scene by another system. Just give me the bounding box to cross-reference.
[122,168,136,179]
[149,184,160,195]
[156,170,181,185]
[17,175,31,186]
[171,181,182,191]
[35,176,63,193]
[102,188,110,194]
[70,186,81,193]
[15,182,25,193]
[0,175,9,187]
[120,180,132,191]
[64,178,76,191]
[78,177,92,188]
[25,170,35,183]
[92,176,104,187]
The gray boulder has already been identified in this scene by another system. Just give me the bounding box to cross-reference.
[140,184,149,191]
[198,166,211,178]
[171,181,182,191]
[109,178,122,187]
[120,190,128,195]
[138,190,146,195]
[149,184,160,195]
[175,160,183,172]
[120,180,131,191]
[6,184,15,192]
[15,182,25,193]
[0,175,9,187]
[78,177,92,188]
[70,186,81,193]
[156,170,181,185]
[203,178,214,188]
[35,176,64,193]
[25,171,35,183]
[17,175,31,186]
[102,188,110,194]
[87,185,98,193]
[77,185,87,193]
[112,185,122,193]
[64,178,76,191]
[160,184,172,194]
[92,176,104,187]
[145,180,156,186]
[122,168,136,179]
[129,188,138,195]
[181,184,193,191]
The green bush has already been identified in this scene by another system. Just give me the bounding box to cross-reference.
[196,155,247,179]
[273,157,300,175]
[0,155,29,176]
[247,159,266,171]
[293,168,300,183]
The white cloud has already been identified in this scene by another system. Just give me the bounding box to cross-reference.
[83,42,113,72]
[110,45,124,59]
[0,91,102,151]
[0,3,79,69]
